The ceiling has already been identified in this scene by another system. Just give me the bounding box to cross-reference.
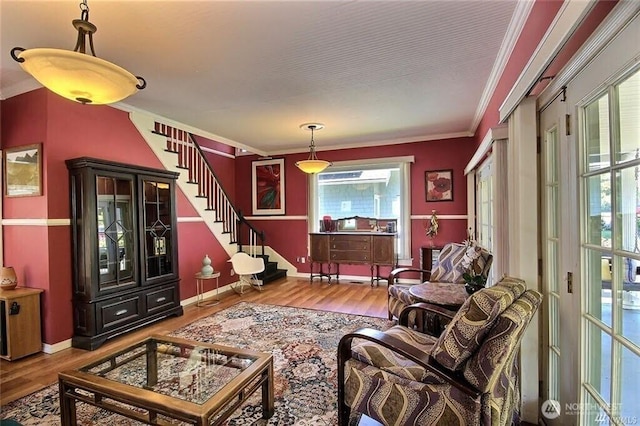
[1,1,526,156]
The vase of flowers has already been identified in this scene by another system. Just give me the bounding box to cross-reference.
[425,210,439,246]
[463,271,486,295]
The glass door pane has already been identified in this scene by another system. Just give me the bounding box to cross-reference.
[143,180,174,280]
[544,125,562,405]
[97,176,135,290]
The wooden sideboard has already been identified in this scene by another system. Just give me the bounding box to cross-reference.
[309,232,397,286]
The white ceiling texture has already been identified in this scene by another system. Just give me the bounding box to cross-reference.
[1,1,529,155]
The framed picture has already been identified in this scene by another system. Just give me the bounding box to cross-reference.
[4,143,42,197]
[425,169,453,202]
[252,158,285,215]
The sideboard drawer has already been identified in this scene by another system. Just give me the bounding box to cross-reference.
[330,235,370,244]
[330,240,371,251]
[331,251,370,262]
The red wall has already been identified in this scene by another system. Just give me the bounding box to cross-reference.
[474,0,615,147]
[235,137,475,277]
[4,90,473,345]
[1,89,233,345]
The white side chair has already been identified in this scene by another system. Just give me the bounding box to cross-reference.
[229,252,265,294]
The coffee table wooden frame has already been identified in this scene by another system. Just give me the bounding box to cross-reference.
[58,334,274,425]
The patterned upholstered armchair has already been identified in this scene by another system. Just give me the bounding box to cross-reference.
[338,276,541,426]
[388,242,493,324]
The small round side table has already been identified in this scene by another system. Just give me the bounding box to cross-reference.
[408,282,468,309]
[195,271,221,307]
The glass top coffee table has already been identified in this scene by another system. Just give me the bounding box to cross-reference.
[58,334,274,425]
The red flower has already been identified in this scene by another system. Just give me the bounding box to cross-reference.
[432,177,451,193]
[428,189,443,200]
[427,172,440,181]
[256,165,281,209]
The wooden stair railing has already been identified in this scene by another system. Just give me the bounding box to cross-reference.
[153,122,265,257]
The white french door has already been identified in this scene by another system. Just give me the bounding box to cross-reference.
[539,89,579,424]
[577,66,640,425]
[539,13,640,422]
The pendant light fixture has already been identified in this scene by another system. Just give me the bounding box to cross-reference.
[296,123,332,174]
[10,0,146,105]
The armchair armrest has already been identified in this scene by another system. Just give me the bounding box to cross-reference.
[388,267,431,285]
[399,302,456,336]
[337,328,481,399]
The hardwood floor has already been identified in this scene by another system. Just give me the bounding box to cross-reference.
[0,277,390,406]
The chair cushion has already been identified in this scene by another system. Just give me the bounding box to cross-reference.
[388,284,418,305]
[431,277,526,371]
[388,285,421,323]
[344,359,482,426]
[463,289,542,393]
[471,247,493,278]
[350,325,438,382]
[430,243,481,284]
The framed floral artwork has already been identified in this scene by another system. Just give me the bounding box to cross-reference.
[4,143,43,197]
[425,169,453,202]
[252,158,285,215]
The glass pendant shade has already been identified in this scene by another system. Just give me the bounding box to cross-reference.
[296,123,332,174]
[295,159,331,174]
[11,0,144,105]
[16,48,141,105]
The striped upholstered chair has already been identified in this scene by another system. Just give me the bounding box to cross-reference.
[338,276,541,426]
[387,242,493,327]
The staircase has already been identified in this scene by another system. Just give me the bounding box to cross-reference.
[256,254,288,283]
[130,112,290,285]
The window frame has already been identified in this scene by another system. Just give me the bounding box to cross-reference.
[308,156,413,261]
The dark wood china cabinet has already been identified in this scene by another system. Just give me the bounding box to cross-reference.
[67,158,182,350]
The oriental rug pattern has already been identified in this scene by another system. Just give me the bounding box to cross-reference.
[1,302,392,425]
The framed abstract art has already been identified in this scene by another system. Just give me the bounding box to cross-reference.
[425,169,453,202]
[252,158,285,215]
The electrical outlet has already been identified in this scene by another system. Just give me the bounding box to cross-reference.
[230,269,235,276]
[301,257,305,264]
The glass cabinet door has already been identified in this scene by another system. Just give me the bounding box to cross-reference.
[143,179,174,280]
[97,176,135,290]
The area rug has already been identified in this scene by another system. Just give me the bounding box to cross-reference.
[1,302,393,425]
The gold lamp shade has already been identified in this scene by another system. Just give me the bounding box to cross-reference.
[10,0,145,105]
[295,159,332,174]
[15,48,142,105]
[296,123,332,174]
[0,267,18,290]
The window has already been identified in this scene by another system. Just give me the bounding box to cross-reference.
[475,157,494,285]
[309,157,413,260]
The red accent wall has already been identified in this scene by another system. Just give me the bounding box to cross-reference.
[474,0,615,147]
[1,89,233,345]
[235,137,476,277]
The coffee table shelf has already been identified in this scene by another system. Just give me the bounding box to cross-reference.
[58,334,274,425]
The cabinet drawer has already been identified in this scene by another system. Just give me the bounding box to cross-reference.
[330,235,370,244]
[97,296,142,332]
[146,286,178,315]
[331,251,370,262]
[330,240,371,251]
